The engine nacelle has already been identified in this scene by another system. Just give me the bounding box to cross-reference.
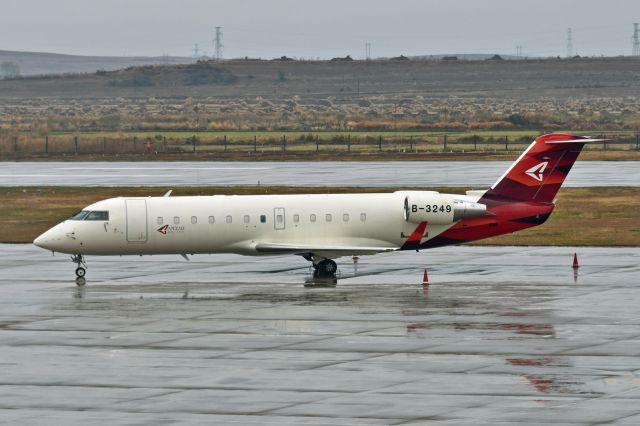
[400,191,487,224]
[402,192,455,225]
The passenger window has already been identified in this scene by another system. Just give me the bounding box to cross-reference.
[157,217,163,225]
[326,214,332,222]
[260,215,266,223]
[276,214,283,223]
[174,216,180,225]
[343,213,349,222]
[191,216,197,224]
[85,211,109,221]
[208,216,215,224]
[226,215,232,224]
[293,214,300,223]
[360,213,367,222]
[244,215,250,224]
[310,214,316,223]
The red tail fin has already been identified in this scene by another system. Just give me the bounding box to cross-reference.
[421,133,603,249]
[480,133,599,205]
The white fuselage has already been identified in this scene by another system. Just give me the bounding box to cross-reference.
[33,133,593,279]
[34,191,479,258]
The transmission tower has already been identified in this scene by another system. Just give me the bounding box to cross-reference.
[193,43,200,58]
[633,23,640,56]
[516,45,522,59]
[365,42,371,60]
[566,28,573,58]
[213,26,223,61]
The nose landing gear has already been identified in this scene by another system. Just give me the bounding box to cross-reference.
[71,254,87,286]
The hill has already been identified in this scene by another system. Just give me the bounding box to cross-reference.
[0,56,638,100]
[2,57,640,137]
[0,49,195,77]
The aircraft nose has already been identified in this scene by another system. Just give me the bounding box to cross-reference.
[33,224,67,251]
[33,229,54,250]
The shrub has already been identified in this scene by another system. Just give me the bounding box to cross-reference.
[184,63,238,86]
[108,75,154,87]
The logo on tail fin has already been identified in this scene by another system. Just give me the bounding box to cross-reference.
[525,161,548,182]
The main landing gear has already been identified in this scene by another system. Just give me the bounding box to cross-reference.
[71,254,87,286]
[313,258,338,278]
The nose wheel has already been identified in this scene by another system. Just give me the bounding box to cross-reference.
[71,254,87,285]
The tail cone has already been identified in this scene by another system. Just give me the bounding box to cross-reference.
[422,269,429,286]
[572,253,579,269]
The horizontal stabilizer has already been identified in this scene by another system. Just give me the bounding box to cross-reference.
[545,138,609,144]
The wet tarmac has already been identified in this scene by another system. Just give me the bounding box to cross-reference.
[1,244,640,424]
[0,160,634,187]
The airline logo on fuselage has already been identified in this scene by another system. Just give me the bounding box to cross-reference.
[525,162,548,182]
[157,224,184,234]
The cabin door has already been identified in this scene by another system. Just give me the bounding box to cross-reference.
[126,199,148,242]
[274,207,286,230]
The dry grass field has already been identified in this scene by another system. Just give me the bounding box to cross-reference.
[2,129,638,160]
[3,186,637,246]
[2,58,640,135]
[2,58,640,160]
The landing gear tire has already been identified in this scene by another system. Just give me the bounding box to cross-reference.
[314,259,338,278]
[71,254,87,284]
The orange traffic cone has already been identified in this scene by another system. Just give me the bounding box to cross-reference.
[422,269,429,286]
[572,253,579,269]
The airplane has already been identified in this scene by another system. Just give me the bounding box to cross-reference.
[33,133,600,285]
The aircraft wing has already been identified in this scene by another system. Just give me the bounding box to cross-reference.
[254,242,397,258]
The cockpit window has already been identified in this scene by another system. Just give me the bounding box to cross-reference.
[68,210,109,221]
[85,211,109,221]
[69,210,90,220]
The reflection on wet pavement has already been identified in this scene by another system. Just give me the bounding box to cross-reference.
[1,244,640,424]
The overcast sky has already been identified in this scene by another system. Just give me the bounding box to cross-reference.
[2,0,639,58]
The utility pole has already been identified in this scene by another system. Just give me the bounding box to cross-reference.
[365,42,371,60]
[633,23,640,57]
[214,26,223,62]
[566,28,573,58]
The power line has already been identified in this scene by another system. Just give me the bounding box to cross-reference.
[213,26,223,61]
[633,23,640,56]
[566,28,573,58]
